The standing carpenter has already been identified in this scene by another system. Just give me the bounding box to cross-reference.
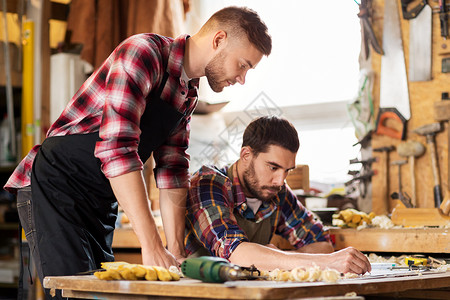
[4,6,271,299]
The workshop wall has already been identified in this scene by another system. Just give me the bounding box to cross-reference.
[370,0,449,214]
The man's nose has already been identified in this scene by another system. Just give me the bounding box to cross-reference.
[236,70,248,85]
[272,172,286,186]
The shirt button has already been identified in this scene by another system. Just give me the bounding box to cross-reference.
[241,203,248,211]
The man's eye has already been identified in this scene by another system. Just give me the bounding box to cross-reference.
[268,165,277,171]
[240,64,247,69]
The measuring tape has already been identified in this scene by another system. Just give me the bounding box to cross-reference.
[405,256,428,266]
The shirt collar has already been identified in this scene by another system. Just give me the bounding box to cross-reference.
[166,34,199,87]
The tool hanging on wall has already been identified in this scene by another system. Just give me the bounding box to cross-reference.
[358,0,384,60]
[433,93,450,215]
[401,0,432,81]
[397,141,425,207]
[347,157,377,199]
[376,0,411,140]
[413,123,443,208]
[439,0,448,39]
[390,160,413,208]
[374,146,395,214]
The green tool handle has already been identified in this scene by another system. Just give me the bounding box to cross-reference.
[181,256,229,283]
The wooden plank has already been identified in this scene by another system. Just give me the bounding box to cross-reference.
[114,253,142,265]
[113,228,141,248]
[44,273,450,300]
[330,227,450,253]
[285,165,309,191]
[390,207,450,226]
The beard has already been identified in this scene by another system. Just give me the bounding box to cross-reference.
[242,160,282,202]
[205,50,227,92]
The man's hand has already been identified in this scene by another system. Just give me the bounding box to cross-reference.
[142,245,178,269]
[231,242,370,274]
[320,247,371,274]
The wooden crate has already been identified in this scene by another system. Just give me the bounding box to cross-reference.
[285,165,309,191]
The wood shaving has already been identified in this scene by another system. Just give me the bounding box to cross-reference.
[342,272,359,279]
[168,265,184,277]
[262,266,341,283]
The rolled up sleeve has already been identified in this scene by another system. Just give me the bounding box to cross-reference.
[153,115,191,189]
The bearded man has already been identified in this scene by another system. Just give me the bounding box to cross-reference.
[185,116,371,274]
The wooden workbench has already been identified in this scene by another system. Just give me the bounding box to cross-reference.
[330,227,450,253]
[44,271,450,299]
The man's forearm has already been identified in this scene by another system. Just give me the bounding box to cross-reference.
[159,188,187,259]
[288,241,334,254]
[109,171,164,251]
[230,242,316,271]
[230,242,371,274]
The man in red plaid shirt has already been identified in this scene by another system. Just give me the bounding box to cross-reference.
[4,6,271,298]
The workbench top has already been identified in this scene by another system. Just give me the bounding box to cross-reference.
[44,271,450,299]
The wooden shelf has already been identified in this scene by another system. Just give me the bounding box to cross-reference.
[112,228,141,248]
[113,227,165,249]
[114,227,450,254]
[330,227,450,254]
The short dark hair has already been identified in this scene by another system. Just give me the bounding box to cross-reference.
[201,6,272,56]
[242,116,299,155]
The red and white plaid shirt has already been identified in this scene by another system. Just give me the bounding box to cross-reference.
[5,33,199,193]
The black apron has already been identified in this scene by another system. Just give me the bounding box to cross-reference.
[30,72,186,281]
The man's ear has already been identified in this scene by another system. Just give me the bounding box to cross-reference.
[212,30,227,50]
[240,146,253,162]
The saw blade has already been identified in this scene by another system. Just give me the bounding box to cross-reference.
[380,0,411,120]
[409,4,432,81]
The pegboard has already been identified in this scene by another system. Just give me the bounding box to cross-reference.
[369,0,449,214]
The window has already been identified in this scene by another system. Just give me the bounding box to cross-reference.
[188,0,363,186]
[188,0,361,111]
